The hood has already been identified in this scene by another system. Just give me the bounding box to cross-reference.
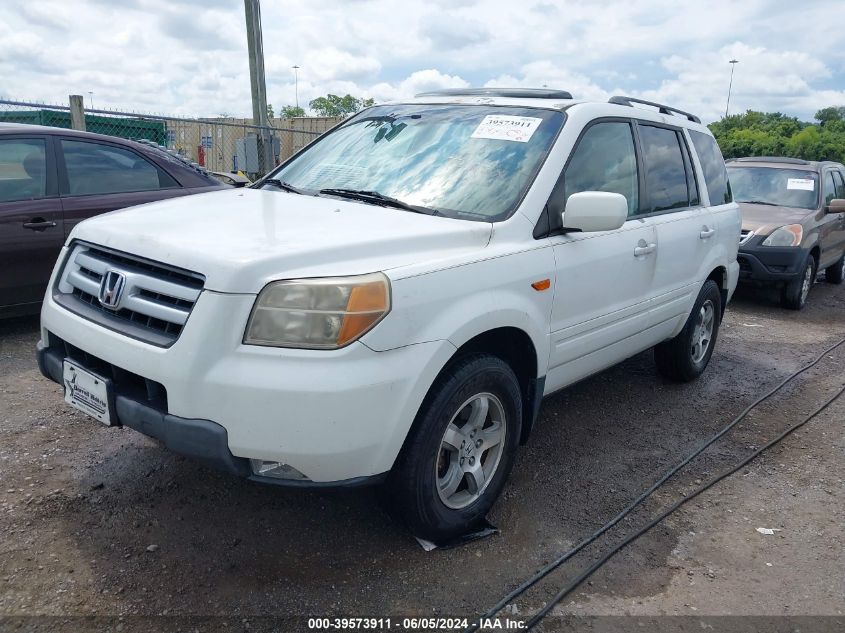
[737,202,816,236]
[70,188,492,293]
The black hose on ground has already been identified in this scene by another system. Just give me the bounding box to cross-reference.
[464,334,845,633]
[525,379,845,629]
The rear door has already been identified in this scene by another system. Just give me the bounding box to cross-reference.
[633,122,708,332]
[0,135,64,310]
[56,137,187,237]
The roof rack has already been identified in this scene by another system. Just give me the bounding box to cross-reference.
[727,156,810,165]
[608,96,701,124]
[415,88,573,100]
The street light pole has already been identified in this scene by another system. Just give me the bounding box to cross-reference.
[725,59,739,118]
[292,65,300,109]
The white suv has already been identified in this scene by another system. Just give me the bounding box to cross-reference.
[38,89,740,540]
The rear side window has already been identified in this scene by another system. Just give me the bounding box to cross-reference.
[688,130,732,205]
[638,125,690,213]
[61,140,177,196]
[0,138,47,202]
[564,121,639,216]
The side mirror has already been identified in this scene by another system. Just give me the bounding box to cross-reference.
[826,198,845,214]
[562,191,628,233]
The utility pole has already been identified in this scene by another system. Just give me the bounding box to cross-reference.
[292,65,300,109]
[244,0,274,174]
[69,95,86,131]
[725,59,739,118]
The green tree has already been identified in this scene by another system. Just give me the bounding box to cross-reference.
[267,103,275,119]
[708,107,845,163]
[815,106,845,126]
[308,94,375,117]
[280,105,306,118]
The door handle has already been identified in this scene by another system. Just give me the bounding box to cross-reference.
[634,243,657,257]
[700,227,716,239]
[23,219,58,231]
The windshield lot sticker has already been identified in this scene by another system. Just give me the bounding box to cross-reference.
[471,115,543,143]
[786,178,815,191]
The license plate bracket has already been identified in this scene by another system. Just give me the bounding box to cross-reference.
[62,360,116,426]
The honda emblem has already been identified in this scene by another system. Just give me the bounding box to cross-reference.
[98,270,126,309]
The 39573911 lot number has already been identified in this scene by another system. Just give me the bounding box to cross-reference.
[307,617,478,630]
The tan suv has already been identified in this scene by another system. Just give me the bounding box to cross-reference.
[727,157,845,309]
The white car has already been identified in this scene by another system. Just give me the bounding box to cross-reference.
[38,89,740,540]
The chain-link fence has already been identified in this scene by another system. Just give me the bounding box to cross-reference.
[0,98,341,178]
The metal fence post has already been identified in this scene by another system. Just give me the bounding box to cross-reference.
[69,95,86,131]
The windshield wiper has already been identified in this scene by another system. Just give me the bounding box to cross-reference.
[319,188,436,215]
[262,178,308,195]
[737,199,779,206]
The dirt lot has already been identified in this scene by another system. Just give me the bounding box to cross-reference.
[1,280,843,632]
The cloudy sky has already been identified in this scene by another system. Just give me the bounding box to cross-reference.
[1,0,843,123]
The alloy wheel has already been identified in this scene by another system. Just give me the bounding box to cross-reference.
[690,300,715,364]
[435,393,507,509]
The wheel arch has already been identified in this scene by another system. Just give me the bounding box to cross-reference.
[442,326,542,445]
[706,266,728,316]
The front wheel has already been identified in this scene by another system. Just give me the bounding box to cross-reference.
[781,254,816,310]
[385,355,522,542]
[654,279,722,383]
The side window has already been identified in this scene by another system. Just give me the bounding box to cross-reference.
[564,121,639,216]
[823,171,837,206]
[638,125,690,213]
[0,139,47,202]
[61,140,177,196]
[680,135,700,207]
[833,171,845,200]
[688,130,732,205]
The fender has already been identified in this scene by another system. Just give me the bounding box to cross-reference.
[362,246,556,379]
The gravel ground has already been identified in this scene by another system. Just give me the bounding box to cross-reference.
[0,279,843,632]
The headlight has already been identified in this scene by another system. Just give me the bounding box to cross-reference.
[761,224,803,247]
[244,273,390,349]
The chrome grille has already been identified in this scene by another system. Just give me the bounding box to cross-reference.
[54,242,205,347]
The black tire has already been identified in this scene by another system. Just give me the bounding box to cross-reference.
[825,252,845,285]
[384,355,522,542]
[781,254,816,310]
[654,280,722,383]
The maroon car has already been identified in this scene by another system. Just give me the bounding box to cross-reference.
[0,123,226,317]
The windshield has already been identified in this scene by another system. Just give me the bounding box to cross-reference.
[727,166,819,210]
[264,104,565,221]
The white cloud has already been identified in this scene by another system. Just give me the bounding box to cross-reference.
[301,47,381,83]
[1,0,843,122]
[642,42,845,122]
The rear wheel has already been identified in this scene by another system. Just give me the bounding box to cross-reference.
[654,280,722,383]
[781,254,816,310]
[385,355,522,541]
[825,253,845,285]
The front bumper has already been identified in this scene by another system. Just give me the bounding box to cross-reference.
[737,245,808,284]
[39,288,456,483]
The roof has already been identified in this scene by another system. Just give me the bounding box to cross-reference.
[388,88,709,131]
[0,121,145,144]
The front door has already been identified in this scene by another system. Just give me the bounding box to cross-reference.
[820,169,845,269]
[545,119,658,392]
